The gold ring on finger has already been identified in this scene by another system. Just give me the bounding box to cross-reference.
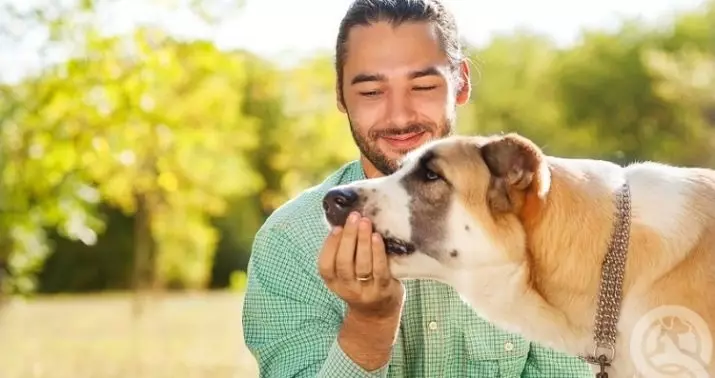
[356,273,373,282]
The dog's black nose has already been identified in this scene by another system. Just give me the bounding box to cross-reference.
[323,187,359,226]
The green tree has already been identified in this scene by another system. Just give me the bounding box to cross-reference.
[0,69,105,295]
[68,29,261,291]
[460,32,598,157]
[212,54,361,285]
[550,14,712,165]
[644,48,715,166]
[1,1,254,297]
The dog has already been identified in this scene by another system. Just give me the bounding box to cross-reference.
[322,132,715,377]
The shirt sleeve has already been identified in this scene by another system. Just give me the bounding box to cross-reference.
[521,342,593,377]
[318,339,389,377]
[241,225,390,378]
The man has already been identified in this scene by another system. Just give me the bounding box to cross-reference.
[242,0,593,376]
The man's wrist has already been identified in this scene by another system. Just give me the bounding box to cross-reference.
[347,301,402,324]
[337,305,402,371]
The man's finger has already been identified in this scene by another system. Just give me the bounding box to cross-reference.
[372,232,391,283]
[318,227,342,282]
[335,212,360,280]
[354,218,373,281]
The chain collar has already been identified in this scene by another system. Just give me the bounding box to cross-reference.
[579,182,632,378]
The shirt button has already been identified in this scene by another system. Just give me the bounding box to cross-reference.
[504,341,514,351]
[427,321,438,331]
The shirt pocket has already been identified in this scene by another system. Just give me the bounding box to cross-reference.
[461,321,530,378]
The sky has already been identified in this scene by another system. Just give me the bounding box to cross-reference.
[0,0,708,83]
[218,0,705,60]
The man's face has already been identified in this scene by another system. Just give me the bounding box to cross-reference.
[338,20,471,177]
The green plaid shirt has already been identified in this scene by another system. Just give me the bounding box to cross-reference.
[242,160,593,377]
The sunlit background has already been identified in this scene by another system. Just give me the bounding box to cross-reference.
[0,0,713,377]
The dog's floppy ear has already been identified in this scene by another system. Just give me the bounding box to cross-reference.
[480,133,545,213]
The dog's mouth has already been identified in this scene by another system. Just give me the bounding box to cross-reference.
[383,236,416,256]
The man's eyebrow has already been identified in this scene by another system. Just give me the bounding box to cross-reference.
[408,66,441,79]
[351,73,386,85]
[349,66,442,85]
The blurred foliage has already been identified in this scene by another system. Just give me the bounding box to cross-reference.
[229,270,248,293]
[0,1,713,296]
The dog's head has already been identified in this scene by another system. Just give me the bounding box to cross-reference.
[322,133,551,283]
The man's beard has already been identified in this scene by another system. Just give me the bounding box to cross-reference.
[348,115,454,176]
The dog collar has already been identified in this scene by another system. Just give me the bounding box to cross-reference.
[579,181,632,378]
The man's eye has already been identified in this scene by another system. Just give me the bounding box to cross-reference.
[359,90,381,97]
[413,85,437,91]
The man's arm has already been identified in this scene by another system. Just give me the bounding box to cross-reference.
[333,306,402,371]
[241,225,397,377]
[521,342,593,377]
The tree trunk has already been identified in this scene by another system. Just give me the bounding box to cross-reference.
[0,236,11,315]
[131,192,157,317]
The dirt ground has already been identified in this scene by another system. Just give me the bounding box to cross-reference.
[0,291,259,378]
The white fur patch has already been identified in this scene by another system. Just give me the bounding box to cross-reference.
[389,252,447,280]
[443,197,504,267]
[388,198,506,282]
[624,161,699,253]
[346,165,414,243]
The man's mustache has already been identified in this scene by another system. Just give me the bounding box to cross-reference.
[370,123,428,139]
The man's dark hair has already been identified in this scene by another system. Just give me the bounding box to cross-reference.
[335,0,464,105]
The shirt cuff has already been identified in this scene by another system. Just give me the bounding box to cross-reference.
[317,338,390,377]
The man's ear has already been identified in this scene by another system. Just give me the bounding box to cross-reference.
[479,133,546,213]
[336,81,347,114]
[455,59,471,106]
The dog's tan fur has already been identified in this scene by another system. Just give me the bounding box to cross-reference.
[325,132,715,377]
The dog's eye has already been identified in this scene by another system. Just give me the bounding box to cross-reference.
[424,169,440,181]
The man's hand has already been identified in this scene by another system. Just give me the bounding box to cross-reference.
[318,211,405,371]
[319,211,405,318]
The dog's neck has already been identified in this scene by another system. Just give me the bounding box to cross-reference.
[502,159,633,356]
[453,158,638,370]
[524,161,631,300]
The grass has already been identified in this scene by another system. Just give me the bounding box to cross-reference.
[0,291,259,378]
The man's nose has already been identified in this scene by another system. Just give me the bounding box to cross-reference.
[386,91,416,126]
[322,187,359,226]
